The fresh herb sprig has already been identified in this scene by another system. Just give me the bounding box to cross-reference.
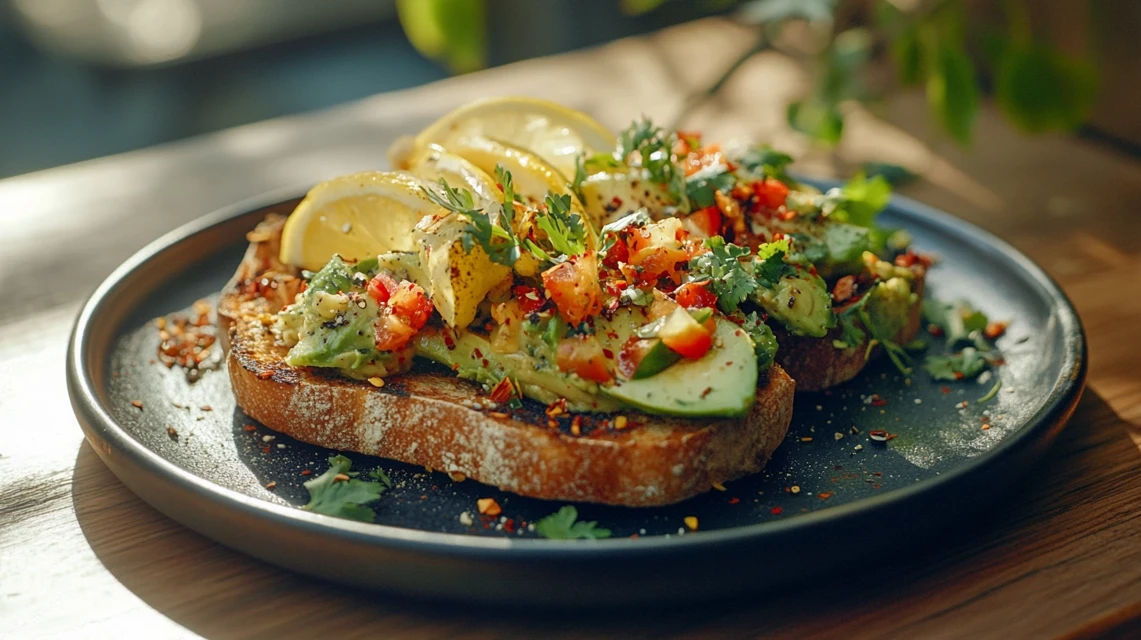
[573,118,689,213]
[688,236,757,314]
[424,165,589,266]
[534,505,611,540]
[302,455,387,522]
[922,299,1004,386]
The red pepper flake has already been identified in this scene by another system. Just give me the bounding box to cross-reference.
[869,429,889,442]
[928,324,944,337]
[165,426,179,441]
[728,497,740,505]
[131,400,143,409]
[262,446,271,454]
[504,518,516,533]
[982,424,992,430]
[301,469,312,476]
[770,506,783,515]
[873,471,883,477]
[243,424,257,432]
[489,377,516,404]
[870,394,888,406]
[265,481,277,490]
[199,404,212,411]
[570,415,583,436]
[257,370,274,380]
[818,491,835,501]
[940,386,951,394]
[701,387,713,398]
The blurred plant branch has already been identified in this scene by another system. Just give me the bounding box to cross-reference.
[395,0,1100,147]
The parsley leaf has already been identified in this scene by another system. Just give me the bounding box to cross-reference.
[832,293,871,349]
[534,505,612,540]
[923,347,989,381]
[688,236,757,313]
[822,222,871,265]
[302,455,386,522]
[737,145,795,184]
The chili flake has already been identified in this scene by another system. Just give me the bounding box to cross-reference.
[265,481,277,490]
[770,506,783,515]
[818,491,835,501]
[869,430,889,442]
[131,400,143,409]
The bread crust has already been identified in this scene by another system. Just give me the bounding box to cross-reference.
[775,265,926,391]
[219,216,795,507]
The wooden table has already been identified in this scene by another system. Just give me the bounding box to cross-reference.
[3,18,1140,639]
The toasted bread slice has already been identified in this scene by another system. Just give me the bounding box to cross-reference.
[219,216,795,507]
[774,266,926,391]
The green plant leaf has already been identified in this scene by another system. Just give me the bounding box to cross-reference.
[787,99,844,146]
[739,0,836,24]
[892,25,924,86]
[396,0,487,74]
[995,44,1098,133]
[925,39,979,144]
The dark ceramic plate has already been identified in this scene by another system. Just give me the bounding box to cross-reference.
[68,185,1085,606]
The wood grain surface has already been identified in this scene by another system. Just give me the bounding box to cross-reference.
[3,18,1141,640]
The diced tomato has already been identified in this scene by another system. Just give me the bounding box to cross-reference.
[388,281,433,329]
[556,335,612,383]
[374,314,419,351]
[659,307,713,359]
[831,275,856,304]
[674,281,718,309]
[682,144,724,177]
[541,253,603,326]
[617,336,655,379]
[512,285,545,314]
[629,246,690,285]
[687,206,722,238]
[366,272,400,304]
[753,178,790,210]
[601,235,629,269]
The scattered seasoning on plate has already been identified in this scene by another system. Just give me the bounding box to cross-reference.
[833,432,844,441]
[264,481,277,490]
[199,405,212,412]
[301,469,312,476]
[818,491,835,501]
[799,436,814,443]
[728,497,740,505]
[869,430,889,442]
[790,485,801,495]
[131,400,143,410]
[458,511,474,526]
[711,481,727,491]
[477,498,502,517]
[165,426,179,441]
[770,506,783,515]
[683,516,699,531]
[243,424,257,432]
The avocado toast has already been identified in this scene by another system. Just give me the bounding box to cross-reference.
[220,97,925,508]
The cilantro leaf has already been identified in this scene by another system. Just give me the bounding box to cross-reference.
[923,299,989,348]
[685,166,737,209]
[822,222,871,265]
[826,172,892,228]
[422,169,522,267]
[737,145,795,184]
[753,238,795,288]
[534,505,611,540]
[612,118,689,213]
[923,347,989,381]
[302,455,386,522]
[832,293,871,350]
[688,236,757,313]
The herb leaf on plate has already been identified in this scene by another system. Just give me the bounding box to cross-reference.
[534,506,612,540]
[303,455,387,522]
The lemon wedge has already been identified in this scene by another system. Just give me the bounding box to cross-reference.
[279,172,442,271]
[414,96,616,180]
[407,143,500,207]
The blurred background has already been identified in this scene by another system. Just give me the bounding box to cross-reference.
[1,0,1137,180]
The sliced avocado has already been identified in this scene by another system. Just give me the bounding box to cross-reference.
[415,329,625,413]
[865,277,916,340]
[602,318,757,418]
[632,339,680,379]
[753,273,836,338]
[580,169,675,225]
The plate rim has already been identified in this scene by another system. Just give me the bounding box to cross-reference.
[67,181,1088,561]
